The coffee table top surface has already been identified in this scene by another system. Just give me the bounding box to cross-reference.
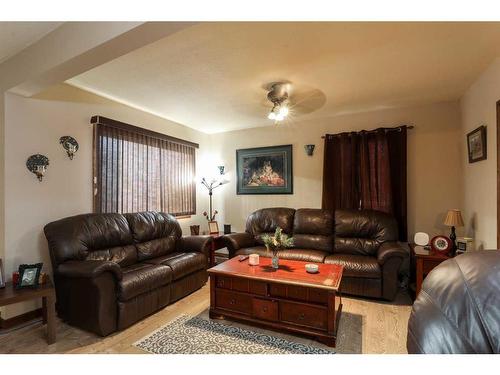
[208,257,343,291]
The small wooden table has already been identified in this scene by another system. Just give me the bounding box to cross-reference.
[410,244,451,297]
[0,278,56,344]
[208,257,343,347]
[205,232,234,267]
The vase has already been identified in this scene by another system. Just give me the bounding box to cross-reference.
[271,251,279,269]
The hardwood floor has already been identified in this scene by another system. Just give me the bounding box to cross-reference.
[0,285,412,354]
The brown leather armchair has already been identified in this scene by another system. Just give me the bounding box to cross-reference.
[223,207,407,301]
[44,211,212,336]
[407,251,500,354]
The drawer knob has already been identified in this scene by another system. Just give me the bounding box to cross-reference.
[262,307,268,312]
[230,299,236,305]
[298,313,305,320]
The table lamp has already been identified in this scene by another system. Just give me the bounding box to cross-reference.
[444,209,464,256]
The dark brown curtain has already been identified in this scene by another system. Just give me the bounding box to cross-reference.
[93,118,197,216]
[322,126,407,241]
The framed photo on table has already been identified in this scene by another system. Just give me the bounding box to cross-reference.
[236,144,293,195]
[16,263,43,289]
[467,125,487,163]
[208,221,219,234]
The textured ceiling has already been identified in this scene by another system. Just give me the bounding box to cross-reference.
[0,22,62,64]
[68,22,500,134]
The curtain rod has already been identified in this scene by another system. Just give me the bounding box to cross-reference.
[90,115,199,149]
[321,125,414,139]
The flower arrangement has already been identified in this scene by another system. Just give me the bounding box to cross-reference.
[262,227,294,269]
[203,210,218,221]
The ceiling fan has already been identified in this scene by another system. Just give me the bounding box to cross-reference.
[264,81,326,124]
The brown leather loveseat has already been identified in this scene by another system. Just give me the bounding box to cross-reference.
[407,250,500,354]
[44,211,212,336]
[223,207,407,301]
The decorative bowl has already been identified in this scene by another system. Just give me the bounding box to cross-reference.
[305,263,319,273]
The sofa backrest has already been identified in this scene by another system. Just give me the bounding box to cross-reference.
[44,213,136,268]
[334,209,398,256]
[293,208,334,252]
[124,211,182,261]
[245,207,296,245]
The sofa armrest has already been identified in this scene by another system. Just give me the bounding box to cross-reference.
[377,241,409,266]
[223,232,255,258]
[57,260,123,281]
[179,235,213,257]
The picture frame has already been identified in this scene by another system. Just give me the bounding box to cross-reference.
[236,144,293,195]
[0,258,5,288]
[467,125,487,163]
[208,221,219,234]
[16,263,43,289]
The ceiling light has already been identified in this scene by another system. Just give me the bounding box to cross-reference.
[268,112,276,120]
[278,105,289,117]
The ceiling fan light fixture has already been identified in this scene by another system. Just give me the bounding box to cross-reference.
[278,105,289,117]
[268,111,276,120]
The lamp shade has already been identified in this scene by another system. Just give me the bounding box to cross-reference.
[444,209,464,227]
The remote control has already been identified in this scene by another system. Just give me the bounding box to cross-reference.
[238,255,249,262]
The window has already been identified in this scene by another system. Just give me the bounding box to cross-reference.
[92,116,197,216]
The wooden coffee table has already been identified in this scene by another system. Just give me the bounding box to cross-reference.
[208,257,343,347]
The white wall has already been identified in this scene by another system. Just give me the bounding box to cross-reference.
[2,84,210,319]
[460,58,500,250]
[214,101,464,241]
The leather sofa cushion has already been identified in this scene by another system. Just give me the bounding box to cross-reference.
[85,244,137,267]
[292,209,334,252]
[44,213,134,266]
[145,252,206,280]
[294,209,334,236]
[245,208,295,244]
[334,209,398,256]
[236,246,328,263]
[324,254,381,278]
[125,212,182,260]
[118,263,172,301]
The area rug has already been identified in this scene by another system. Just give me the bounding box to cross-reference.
[134,315,335,354]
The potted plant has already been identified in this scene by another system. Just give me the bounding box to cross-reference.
[262,227,294,269]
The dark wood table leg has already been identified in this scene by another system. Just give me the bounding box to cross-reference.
[42,296,48,324]
[43,294,56,344]
[210,241,216,267]
[416,258,423,296]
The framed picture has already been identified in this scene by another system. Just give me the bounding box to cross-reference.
[236,144,293,195]
[208,221,219,234]
[16,263,43,289]
[0,258,5,288]
[467,125,487,163]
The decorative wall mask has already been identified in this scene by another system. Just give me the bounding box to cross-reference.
[218,165,225,175]
[59,136,79,160]
[304,144,315,156]
[26,154,49,182]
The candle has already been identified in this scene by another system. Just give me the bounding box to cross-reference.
[249,254,259,266]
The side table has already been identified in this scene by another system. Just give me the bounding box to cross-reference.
[409,243,451,298]
[0,278,56,344]
[207,232,234,267]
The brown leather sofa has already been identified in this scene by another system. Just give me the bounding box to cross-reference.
[407,251,500,354]
[223,207,407,301]
[44,211,212,336]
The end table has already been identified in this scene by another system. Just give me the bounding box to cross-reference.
[410,243,451,298]
[0,278,56,344]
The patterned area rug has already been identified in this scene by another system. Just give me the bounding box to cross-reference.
[134,315,335,354]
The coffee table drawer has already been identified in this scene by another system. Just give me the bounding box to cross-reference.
[215,289,252,314]
[252,298,278,321]
[280,301,327,330]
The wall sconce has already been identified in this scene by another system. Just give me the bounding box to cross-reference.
[304,144,315,156]
[26,154,49,182]
[60,136,79,160]
[218,165,225,175]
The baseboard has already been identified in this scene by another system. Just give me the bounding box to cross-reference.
[0,308,43,330]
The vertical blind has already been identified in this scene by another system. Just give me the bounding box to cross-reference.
[92,116,197,216]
